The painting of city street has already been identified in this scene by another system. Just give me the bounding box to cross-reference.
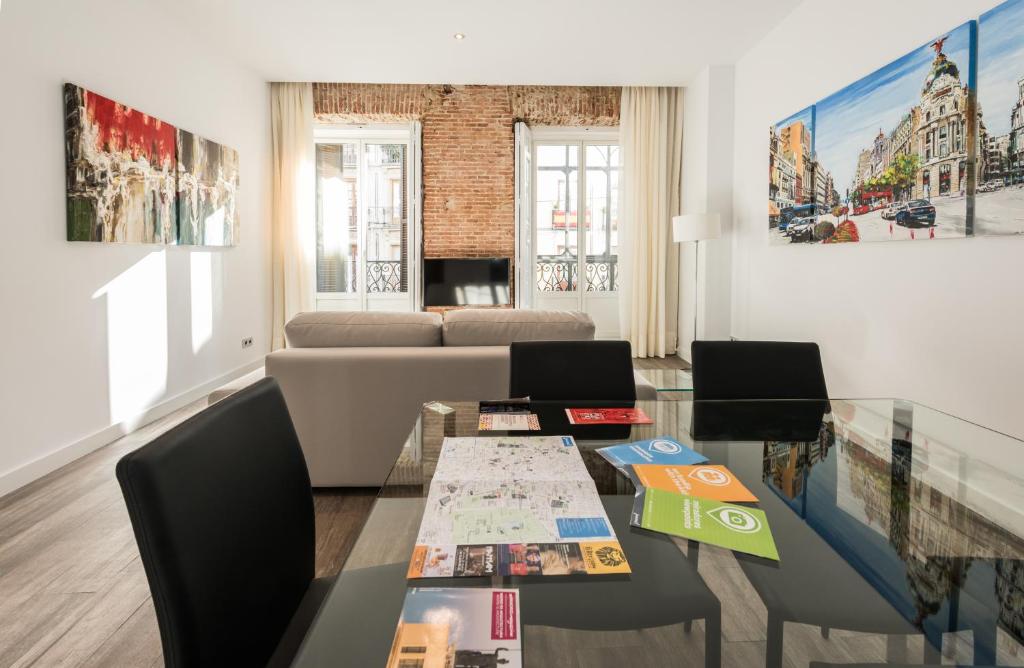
[768,107,819,244]
[770,21,977,245]
[64,84,178,243]
[977,0,1024,235]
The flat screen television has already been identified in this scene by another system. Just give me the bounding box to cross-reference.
[423,258,511,307]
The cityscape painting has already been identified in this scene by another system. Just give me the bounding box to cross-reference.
[176,129,241,246]
[770,21,980,245]
[976,0,1024,235]
[64,84,178,243]
[768,107,818,245]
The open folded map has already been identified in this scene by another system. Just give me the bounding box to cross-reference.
[408,436,632,578]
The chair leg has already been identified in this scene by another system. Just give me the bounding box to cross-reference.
[885,634,907,663]
[974,622,997,666]
[923,632,942,664]
[766,612,784,668]
[704,612,721,668]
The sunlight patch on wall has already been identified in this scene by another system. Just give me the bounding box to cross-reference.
[190,251,214,354]
[93,251,169,427]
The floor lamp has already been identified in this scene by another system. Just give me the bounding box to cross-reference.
[672,213,721,343]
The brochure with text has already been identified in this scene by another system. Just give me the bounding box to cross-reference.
[565,407,653,425]
[631,487,780,561]
[597,436,709,467]
[627,464,759,503]
[478,413,540,431]
[386,588,522,668]
[409,436,631,578]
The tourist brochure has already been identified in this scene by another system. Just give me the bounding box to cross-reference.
[386,588,522,668]
[565,407,653,425]
[408,436,632,578]
[626,464,759,503]
[631,487,780,561]
[596,436,709,467]
[478,413,541,431]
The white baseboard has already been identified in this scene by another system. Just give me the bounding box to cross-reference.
[0,359,265,499]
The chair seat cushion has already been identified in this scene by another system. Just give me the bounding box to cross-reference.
[442,308,595,346]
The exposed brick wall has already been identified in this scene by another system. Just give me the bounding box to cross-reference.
[312,82,620,300]
[508,86,619,126]
[420,85,515,259]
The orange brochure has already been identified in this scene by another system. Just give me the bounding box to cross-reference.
[630,464,759,503]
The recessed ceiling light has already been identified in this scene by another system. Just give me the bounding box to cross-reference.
[453,33,466,40]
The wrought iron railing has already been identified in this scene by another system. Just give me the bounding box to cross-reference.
[536,254,617,292]
[366,260,403,293]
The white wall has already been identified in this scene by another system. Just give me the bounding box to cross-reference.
[680,65,735,361]
[0,0,272,495]
[731,0,1024,437]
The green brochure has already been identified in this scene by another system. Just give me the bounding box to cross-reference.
[631,488,780,561]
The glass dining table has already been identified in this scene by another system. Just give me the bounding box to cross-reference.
[290,398,1024,667]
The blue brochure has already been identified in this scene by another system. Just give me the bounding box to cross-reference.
[596,436,709,467]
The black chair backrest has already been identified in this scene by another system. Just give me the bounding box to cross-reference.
[509,340,636,401]
[116,378,315,668]
[691,340,828,401]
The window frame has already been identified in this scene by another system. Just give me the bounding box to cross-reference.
[529,126,620,307]
[313,123,419,312]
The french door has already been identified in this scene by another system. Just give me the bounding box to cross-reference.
[528,128,620,337]
[313,125,421,312]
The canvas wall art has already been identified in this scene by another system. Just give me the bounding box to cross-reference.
[768,107,820,244]
[176,129,241,246]
[63,84,178,243]
[976,0,1024,235]
[770,21,981,245]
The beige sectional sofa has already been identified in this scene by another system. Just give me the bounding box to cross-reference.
[265,309,656,487]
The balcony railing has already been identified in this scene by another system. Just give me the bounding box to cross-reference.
[366,260,404,293]
[536,254,618,292]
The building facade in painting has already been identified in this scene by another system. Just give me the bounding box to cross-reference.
[1010,77,1024,183]
[913,46,972,199]
[780,121,813,204]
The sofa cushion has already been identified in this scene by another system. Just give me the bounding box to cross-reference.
[285,311,442,348]
[442,309,595,346]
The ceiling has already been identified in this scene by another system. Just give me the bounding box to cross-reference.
[159,0,803,86]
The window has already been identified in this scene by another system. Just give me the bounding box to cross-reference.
[400,646,427,654]
[314,125,419,311]
[397,660,424,668]
[534,142,619,293]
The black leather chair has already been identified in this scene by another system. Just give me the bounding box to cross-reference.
[690,340,828,401]
[509,340,635,401]
[116,377,330,668]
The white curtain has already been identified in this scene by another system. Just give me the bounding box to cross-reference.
[271,83,316,350]
[618,87,683,358]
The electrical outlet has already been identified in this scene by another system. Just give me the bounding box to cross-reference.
[242,337,254,349]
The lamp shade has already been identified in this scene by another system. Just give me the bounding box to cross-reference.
[672,213,721,242]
